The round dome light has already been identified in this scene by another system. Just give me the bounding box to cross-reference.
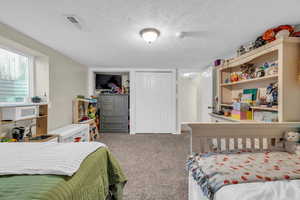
[139,28,160,44]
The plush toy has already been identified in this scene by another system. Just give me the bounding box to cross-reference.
[88,104,96,119]
[284,131,300,154]
[263,25,294,42]
[254,36,266,49]
[285,131,300,142]
[230,73,239,82]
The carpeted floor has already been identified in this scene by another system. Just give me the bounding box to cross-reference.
[99,132,190,200]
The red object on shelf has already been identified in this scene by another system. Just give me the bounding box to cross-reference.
[263,25,294,42]
[263,29,276,42]
[292,32,300,37]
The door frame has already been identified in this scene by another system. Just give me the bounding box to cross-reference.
[88,68,177,135]
[133,70,177,134]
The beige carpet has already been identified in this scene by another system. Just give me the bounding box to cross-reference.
[99,132,189,200]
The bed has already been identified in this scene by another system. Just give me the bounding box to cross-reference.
[185,122,300,200]
[0,142,127,200]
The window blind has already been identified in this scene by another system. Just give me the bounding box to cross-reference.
[0,48,30,103]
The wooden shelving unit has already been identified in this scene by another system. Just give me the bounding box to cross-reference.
[36,104,48,136]
[220,75,278,87]
[0,104,48,136]
[216,37,300,123]
[73,98,99,141]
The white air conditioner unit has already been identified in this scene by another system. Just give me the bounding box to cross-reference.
[1,106,38,121]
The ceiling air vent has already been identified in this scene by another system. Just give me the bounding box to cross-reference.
[67,16,79,24]
[65,15,82,30]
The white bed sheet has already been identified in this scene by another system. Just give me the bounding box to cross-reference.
[0,142,106,176]
[189,173,300,200]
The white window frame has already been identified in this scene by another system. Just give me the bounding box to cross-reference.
[0,45,35,105]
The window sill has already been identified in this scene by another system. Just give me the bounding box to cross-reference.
[0,102,48,108]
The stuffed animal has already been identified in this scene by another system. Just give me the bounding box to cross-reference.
[285,131,299,142]
[284,131,300,154]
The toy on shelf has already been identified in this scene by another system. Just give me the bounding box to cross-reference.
[240,63,256,80]
[254,36,266,49]
[88,104,96,120]
[263,25,294,42]
[292,24,300,37]
[265,61,278,76]
[237,45,246,56]
[230,72,239,82]
[223,60,279,85]
[266,82,278,107]
[255,66,266,78]
[234,24,295,57]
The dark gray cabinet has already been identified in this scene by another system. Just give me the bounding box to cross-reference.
[98,94,129,133]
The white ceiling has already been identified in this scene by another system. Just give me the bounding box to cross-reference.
[0,0,300,69]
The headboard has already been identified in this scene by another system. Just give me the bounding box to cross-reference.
[184,122,300,154]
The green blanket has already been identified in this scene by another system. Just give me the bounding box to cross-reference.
[0,148,127,200]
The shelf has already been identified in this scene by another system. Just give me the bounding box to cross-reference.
[220,104,233,107]
[38,115,48,118]
[76,98,92,103]
[220,74,278,87]
[0,115,48,126]
[0,102,48,108]
[251,106,278,112]
[0,117,36,126]
[209,113,259,123]
[220,104,278,112]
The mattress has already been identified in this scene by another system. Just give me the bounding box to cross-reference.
[189,173,300,200]
[0,148,127,200]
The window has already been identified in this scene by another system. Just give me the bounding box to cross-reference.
[0,47,32,103]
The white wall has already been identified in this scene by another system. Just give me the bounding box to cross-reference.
[0,23,88,130]
[177,71,201,131]
[178,67,213,131]
[195,67,213,122]
[178,76,199,121]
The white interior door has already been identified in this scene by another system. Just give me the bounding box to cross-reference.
[135,71,176,133]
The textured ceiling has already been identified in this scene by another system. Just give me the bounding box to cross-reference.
[0,0,300,68]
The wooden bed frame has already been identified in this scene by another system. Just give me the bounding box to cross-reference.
[185,122,300,200]
[185,122,300,154]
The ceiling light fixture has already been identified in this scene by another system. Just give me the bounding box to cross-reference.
[139,28,160,44]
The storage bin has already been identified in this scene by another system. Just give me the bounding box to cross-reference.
[231,110,252,120]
